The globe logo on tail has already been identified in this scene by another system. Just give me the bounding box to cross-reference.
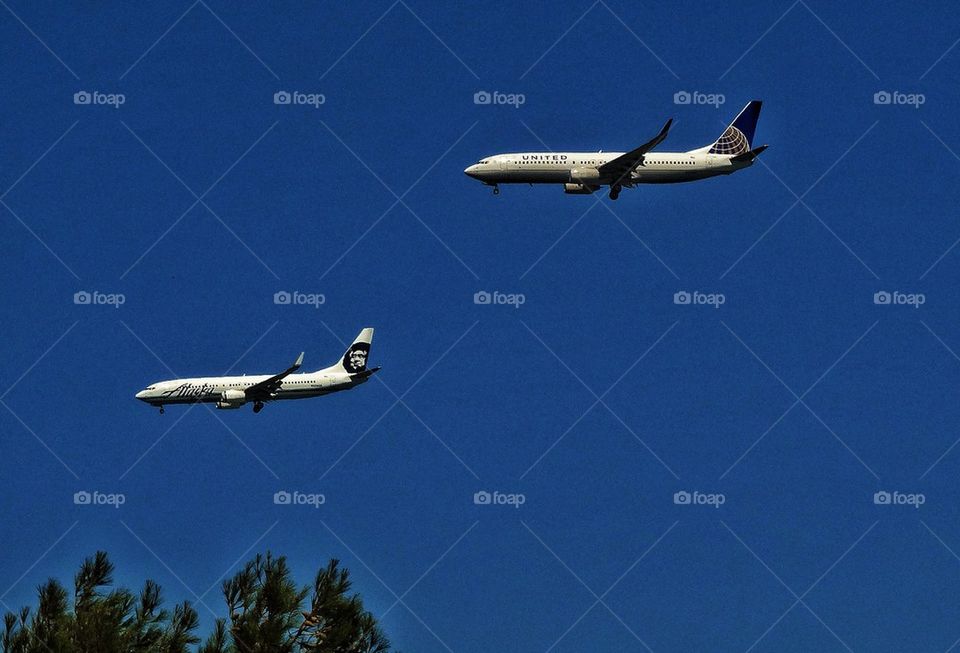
[709,126,749,155]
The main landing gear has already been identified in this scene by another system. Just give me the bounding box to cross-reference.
[158,405,165,415]
[608,185,621,201]
[253,401,264,414]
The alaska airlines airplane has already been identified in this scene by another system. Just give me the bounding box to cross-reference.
[464,100,766,200]
[135,328,379,414]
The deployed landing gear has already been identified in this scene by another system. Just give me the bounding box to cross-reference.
[608,185,621,201]
[492,185,500,195]
[253,401,264,414]
[158,405,165,415]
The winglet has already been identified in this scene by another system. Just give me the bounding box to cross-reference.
[244,351,307,401]
[635,118,672,168]
[659,118,673,138]
[600,118,674,180]
[647,118,673,152]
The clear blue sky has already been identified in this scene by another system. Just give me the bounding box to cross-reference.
[2,1,960,651]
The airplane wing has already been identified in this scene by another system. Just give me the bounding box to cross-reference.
[245,352,304,400]
[598,118,673,186]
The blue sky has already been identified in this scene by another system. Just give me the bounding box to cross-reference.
[2,1,960,651]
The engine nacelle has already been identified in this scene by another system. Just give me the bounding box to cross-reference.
[216,389,246,409]
[564,183,599,194]
[569,167,600,182]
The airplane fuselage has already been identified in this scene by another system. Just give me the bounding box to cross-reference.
[135,371,371,407]
[464,100,766,198]
[464,150,753,187]
[135,327,379,414]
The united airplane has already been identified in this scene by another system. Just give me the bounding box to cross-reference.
[135,328,378,414]
[464,100,766,200]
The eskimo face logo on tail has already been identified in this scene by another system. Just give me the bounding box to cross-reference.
[343,343,369,373]
[709,126,749,155]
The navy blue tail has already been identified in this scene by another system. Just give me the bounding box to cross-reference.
[709,101,762,155]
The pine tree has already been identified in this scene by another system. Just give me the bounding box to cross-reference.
[2,552,392,653]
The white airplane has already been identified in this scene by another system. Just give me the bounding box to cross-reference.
[464,100,766,200]
[135,328,379,414]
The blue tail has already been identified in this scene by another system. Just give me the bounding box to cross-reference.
[709,100,762,155]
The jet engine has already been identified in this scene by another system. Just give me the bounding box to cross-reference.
[216,389,246,409]
[563,183,599,194]
[570,167,600,182]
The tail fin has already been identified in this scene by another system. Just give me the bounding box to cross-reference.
[708,100,762,155]
[323,328,374,374]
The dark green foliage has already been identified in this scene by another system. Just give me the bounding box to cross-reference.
[2,552,391,653]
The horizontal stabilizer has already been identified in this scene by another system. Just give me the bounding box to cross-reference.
[731,144,768,163]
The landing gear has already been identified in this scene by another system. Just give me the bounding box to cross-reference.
[492,185,500,195]
[159,405,165,415]
[608,185,621,201]
[253,401,264,414]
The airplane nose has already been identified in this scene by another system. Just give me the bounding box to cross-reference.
[464,165,479,179]
[135,390,147,400]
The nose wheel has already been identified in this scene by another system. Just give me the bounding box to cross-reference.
[159,405,165,415]
[253,401,264,414]
[492,185,500,195]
